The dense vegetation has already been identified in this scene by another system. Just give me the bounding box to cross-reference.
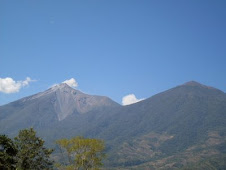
[56,137,105,170]
[0,128,53,170]
[0,135,17,169]
[0,128,105,170]
[14,128,53,170]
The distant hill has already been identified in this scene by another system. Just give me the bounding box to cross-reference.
[1,81,226,169]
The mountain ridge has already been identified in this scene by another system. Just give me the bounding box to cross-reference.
[3,83,120,121]
[0,81,226,169]
[1,81,224,107]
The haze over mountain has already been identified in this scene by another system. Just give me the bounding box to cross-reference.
[0,81,226,169]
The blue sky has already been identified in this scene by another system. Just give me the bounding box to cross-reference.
[1,0,226,105]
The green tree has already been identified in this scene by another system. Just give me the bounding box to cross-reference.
[14,128,53,170]
[0,135,18,170]
[56,136,105,170]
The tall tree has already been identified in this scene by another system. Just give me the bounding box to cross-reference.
[56,136,105,170]
[14,128,53,170]
[0,135,17,170]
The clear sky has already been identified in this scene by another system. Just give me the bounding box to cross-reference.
[1,0,226,105]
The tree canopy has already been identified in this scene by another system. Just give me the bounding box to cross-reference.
[1,129,106,170]
[14,128,53,170]
[0,134,18,170]
[56,136,105,170]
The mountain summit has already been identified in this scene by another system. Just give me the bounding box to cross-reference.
[32,83,119,121]
[183,80,203,86]
[17,83,119,121]
[181,81,221,92]
[0,83,120,135]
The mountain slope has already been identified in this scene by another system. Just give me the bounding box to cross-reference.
[100,81,226,168]
[0,83,120,136]
[0,81,226,169]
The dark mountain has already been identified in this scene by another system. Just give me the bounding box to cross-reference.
[0,81,226,169]
[101,81,226,168]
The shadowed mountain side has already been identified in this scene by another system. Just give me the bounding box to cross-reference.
[99,81,226,142]
[97,82,226,154]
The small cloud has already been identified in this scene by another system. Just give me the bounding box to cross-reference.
[0,77,34,94]
[62,78,78,88]
[122,94,144,106]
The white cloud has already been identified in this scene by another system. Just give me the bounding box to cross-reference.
[0,77,34,94]
[122,94,144,106]
[62,78,78,88]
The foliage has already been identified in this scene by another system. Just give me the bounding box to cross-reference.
[56,136,105,170]
[14,128,53,170]
[0,134,18,170]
